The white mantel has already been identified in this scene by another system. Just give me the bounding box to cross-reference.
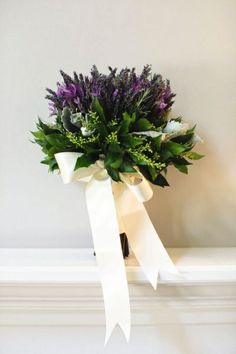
[1,247,236,282]
[0,248,236,354]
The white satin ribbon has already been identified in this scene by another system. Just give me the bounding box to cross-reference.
[85,177,130,344]
[55,152,179,343]
[113,182,179,289]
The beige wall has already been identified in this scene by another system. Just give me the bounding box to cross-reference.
[0,0,235,247]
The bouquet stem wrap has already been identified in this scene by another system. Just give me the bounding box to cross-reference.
[55,152,179,343]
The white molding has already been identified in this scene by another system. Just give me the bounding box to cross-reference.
[0,248,236,326]
[0,247,236,284]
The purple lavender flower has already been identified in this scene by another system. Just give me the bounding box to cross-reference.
[92,83,100,97]
[48,101,56,116]
[45,65,175,123]
[159,100,168,110]
[163,85,171,100]
[113,89,118,97]
[56,83,65,97]
[57,83,77,99]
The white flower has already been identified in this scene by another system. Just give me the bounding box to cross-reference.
[132,131,162,138]
[81,127,94,136]
[163,120,189,134]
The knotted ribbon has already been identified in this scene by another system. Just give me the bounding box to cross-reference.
[55,152,179,343]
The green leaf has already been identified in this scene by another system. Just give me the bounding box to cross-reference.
[129,152,148,166]
[172,133,194,144]
[92,98,106,121]
[105,153,123,169]
[41,142,52,154]
[106,166,121,181]
[120,134,144,148]
[40,157,58,172]
[50,163,59,172]
[48,158,58,171]
[105,144,123,169]
[96,121,108,137]
[138,166,151,181]
[74,154,95,170]
[138,166,169,187]
[152,135,162,151]
[185,151,204,160]
[171,157,192,165]
[119,160,137,173]
[120,112,132,134]
[108,142,122,154]
[160,149,173,160]
[119,112,136,134]
[153,173,169,187]
[37,119,59,135]
[110,157,123,169]
[31,130,45,140]
[133,118,153,132]
[165,141,187,155]
[62,107,78,132]
[47,146,59,158]
[41,158,51,165]
[49,162,59,172]
[131,112,137,123]
[148,166,158,181]
[174,164,188,174]
[45,134,69,148]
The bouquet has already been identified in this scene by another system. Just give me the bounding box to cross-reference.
[31,65,203,342]
[32,65,203,187]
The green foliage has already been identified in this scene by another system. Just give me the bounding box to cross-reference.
[74,154,97,170]
[32,99,203,185]
[151,135,162,151]
[185,151,204,160]
[119,160,137,173]
[92,97,106,121]
[61,107,78,132]
[120,134,144,148]
[31,118,76,172]
[173,164,188,174]
[165,141,188,155]
[120,112,136,134]
[133,118,154,131]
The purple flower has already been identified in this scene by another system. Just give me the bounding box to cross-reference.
[48,101,56,115]
[57,83,77,99]
[77,85,84,98]
[92,83,100,97]
[132,83,140,94]
[159,100,167,110]
[45,65,175,119]
[163,85,171,100]
[113,89,118,97]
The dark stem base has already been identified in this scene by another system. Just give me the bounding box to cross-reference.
[120,233,129,258]
[93,233,129,259]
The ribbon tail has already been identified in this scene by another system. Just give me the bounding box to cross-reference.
[116,188,180,289]
[85,178,130,344]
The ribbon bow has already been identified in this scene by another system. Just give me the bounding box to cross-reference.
[55,152,179,343]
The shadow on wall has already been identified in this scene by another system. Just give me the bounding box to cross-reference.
[145,142,236,247]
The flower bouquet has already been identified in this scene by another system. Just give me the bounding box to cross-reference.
[33,65,202,183]
[32,65,203,341]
